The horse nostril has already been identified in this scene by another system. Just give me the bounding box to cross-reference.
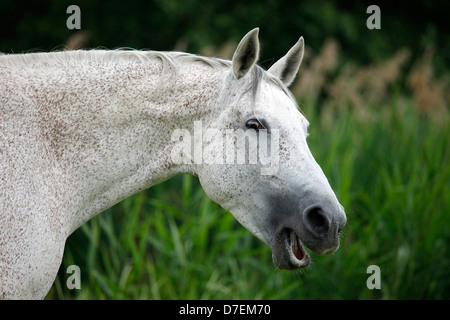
[304,206,329,235]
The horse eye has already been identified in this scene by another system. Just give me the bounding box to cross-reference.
[246,119,264,130]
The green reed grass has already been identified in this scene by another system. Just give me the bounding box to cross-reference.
[47,97,450,299]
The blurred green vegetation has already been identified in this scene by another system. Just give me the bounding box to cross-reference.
[47,97,450,299]
[1,0,449,299]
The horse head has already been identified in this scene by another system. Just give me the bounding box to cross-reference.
[196,28,346,269]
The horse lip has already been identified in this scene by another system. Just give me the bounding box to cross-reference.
[272,228,310,269]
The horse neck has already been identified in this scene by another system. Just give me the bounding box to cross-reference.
[16,52,226,232]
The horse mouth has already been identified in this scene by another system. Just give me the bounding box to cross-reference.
[289,229,306,261]
[272,229,310,269]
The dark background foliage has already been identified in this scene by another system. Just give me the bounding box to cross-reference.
[1,0,448,72]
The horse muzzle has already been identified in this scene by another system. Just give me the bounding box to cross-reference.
[271,201,346,269]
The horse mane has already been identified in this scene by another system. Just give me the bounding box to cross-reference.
[0,48,297,111]
[0,49,231,73]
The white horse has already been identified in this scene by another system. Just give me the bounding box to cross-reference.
[0,28,346,299]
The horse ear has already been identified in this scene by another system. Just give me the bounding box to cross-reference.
[268,37,304,87]
[232,28,260,79]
